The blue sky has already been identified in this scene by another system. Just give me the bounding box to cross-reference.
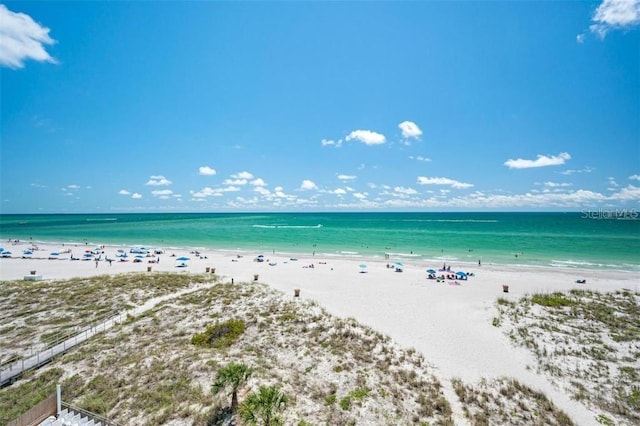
[1,1,639,213]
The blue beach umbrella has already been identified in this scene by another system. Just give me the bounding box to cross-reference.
[176,256,190,261]
[395,262,404,267]
[426,269,436,274]
[456,271,468,279]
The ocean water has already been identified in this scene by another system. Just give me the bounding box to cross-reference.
[0,212,638,272]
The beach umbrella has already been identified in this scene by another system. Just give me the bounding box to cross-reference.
[456,271,468,279]
[426,268,436,274]
[176,256,190,261]
[2,251,12,257]
[0,247,4,253]
[395,262,404,267]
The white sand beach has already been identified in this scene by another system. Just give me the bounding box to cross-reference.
[1,241,638,425]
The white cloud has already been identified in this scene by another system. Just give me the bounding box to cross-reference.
[394,186,418,195]
[131,193,142,199]
[409,155,432,162]
[337,174,356,181]
[345,130,386,145]
[542,181,573,188]
[232,171,254,179]
[199,166,217,176]
[590,0,640,38]
[146,175,172,186]
[118,189,131,195]
[0,5,57,69]
[576,33,586,43]
[190,187,219,198]
[629,174,640,181]
[67,184,80,190]
[353,193,367,200]
[190,185,241,199]
[608,177,619,187]
[332,188,347,195]
[610,185,640,200]
[224,179,248,185]
[504,152,571,169]
[254,186,271,196]
[251,178,266,186]
[561,166,594,175]
[300,180,318,190]
[152,189,173,199]
[398,121,423,139]
[417,176,474,189]
[321,138,342,147]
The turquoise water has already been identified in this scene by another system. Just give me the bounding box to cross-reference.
[1,212,639,271]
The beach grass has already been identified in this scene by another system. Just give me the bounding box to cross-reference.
[496,289,640,425]
[0,272,212,364]
[0,273,453,425]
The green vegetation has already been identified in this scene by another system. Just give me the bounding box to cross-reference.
[0,368,64,424]
[531,293,576,308]
[0,272,215,363]
[238,385,288,426]
[0,277,453,425]
[211,362,253,410]
[191,318,246,348]
[497,289,640,425]
[452,376,574,425]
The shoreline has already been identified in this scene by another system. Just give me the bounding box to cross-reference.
[2,240,638,425]
[3,237,639,274]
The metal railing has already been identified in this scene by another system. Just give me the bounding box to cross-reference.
[62,402,125,426]
[0,313,129,386]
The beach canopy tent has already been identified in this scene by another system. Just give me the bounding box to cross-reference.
[456,271,468,280]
